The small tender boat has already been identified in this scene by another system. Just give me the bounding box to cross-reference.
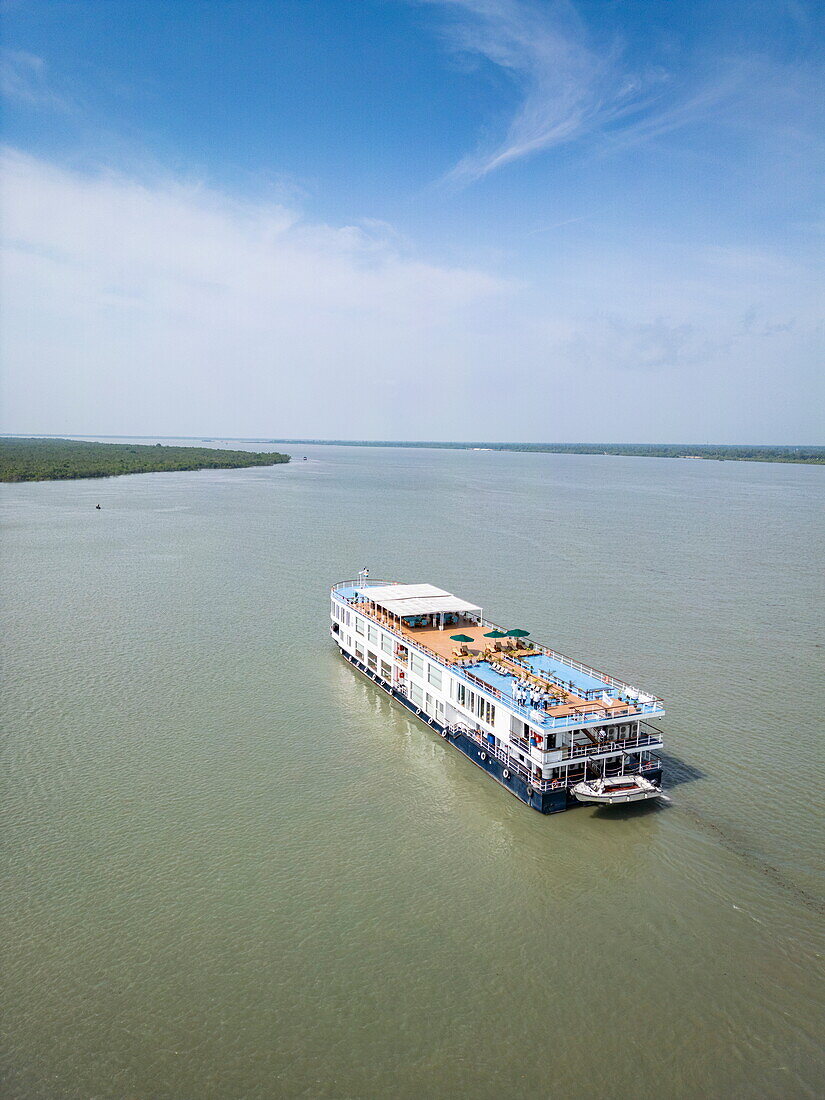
[571,773,662,805]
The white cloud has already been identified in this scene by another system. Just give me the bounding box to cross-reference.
[1,148,821,442]
[0,148,510,436]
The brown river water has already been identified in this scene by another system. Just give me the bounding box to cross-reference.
[2,442,824,1098]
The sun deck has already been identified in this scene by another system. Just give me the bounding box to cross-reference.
[333,580,664,728]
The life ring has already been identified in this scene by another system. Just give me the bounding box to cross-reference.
[503,768,510,779]
[526,785,535,797]
[551,780,560,789]
[480,752,487,761]
[440,729,448,738]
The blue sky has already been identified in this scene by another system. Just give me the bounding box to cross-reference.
[1,0,823,441]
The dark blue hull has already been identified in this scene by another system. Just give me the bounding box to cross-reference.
[338,646,663,813]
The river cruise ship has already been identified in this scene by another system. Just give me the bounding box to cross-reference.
[330,574,665,813]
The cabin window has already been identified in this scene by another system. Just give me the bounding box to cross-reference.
[409,682,424,708]
[410,651,425,678]
[480,698,495,725]
[368,624,377,644]
[455,682,467,707]
[427,664,442,690]
[381,660,392,679]
[355,618,364,635]
[355,644,364,661]
[367,650,377,671]
[511,715,527,737]
[381,633,393,655]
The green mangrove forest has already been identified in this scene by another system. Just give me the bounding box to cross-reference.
[0,438,291,482]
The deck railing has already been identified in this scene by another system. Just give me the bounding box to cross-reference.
[452,726,556,790]
[331,583,664,731]
[477,616,663,709]
[454,726,665,790]
[559,729,662,761]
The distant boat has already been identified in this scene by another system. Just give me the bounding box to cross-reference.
[303,456,308,461]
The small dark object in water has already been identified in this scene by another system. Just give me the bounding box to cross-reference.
[95,503,101,509]
[303,456,307,461]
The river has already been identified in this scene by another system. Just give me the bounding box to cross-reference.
[2,442,823,1098]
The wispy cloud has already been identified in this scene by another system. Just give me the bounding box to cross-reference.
[421,0,778,182]
[422,0,658,181]
[0,48,72,111]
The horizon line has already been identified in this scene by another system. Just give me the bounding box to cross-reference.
[1,434,822,449]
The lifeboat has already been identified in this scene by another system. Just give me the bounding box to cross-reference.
[571,774,662,805]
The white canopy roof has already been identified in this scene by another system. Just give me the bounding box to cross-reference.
[380,595,482,616]
[360,584,448,602]
[358,583,481,617]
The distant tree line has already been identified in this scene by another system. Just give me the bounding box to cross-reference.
[269,440,825,464]
[0,438,291,482]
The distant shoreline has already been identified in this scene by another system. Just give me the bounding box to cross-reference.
[0,438,291,483]
[266,440,825,464]
[2,436,822,465]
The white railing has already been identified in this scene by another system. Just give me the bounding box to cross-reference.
[559,730,662,762]
[332,578,394,593]
[477,616,662,708]
[333,582,661,708]
[449,725,556,790]
[331,586,663,732]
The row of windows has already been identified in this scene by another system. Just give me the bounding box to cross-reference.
[347,629,502,733]
[345,626,637,755]
[352,611,401,661]
[356,644,394,686]
[332,600,352,627]
[347,611,448,707]
[454,682,496,726]
[408,650,443,689]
